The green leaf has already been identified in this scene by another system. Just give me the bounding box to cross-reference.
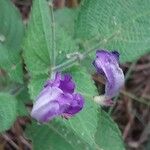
[23,0,77,75]
[16,87,31,116]
[23,0,52,75]
[95,109,125,150]
[0,93,17,133]
[54,8,79,64]
[75,0,150,62]
[55,24,78,64]
[28,74,48,100]
[54,8,78,36]
[0,0,24,83]
[26,121,90,150]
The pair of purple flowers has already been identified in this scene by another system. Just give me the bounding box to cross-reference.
[31,50,125,122]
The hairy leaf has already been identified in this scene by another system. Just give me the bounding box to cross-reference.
[23,0,77,75]
[75,0,150,62]
[23,0,52,75]
[95,109,125,150]
[0,93,17,132]
[0,0,24,83]
[26,121,91,150]
[54,8,78,36]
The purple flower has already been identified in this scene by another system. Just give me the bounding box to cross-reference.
[31,72,84,122]
[93,50,124,106]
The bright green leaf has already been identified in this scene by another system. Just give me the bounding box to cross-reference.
[0,0,24,83]
[95,109,125,150]
[0,93,17,133]
[75,0,150,62]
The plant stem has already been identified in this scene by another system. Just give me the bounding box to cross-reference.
[49,2,56,67]
[82,29,121,57]
[52,56,78,72]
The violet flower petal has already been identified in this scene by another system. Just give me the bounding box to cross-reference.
[63,93,84,117]
[31,72,84,122]
[59,74,75,94]
[93,50,124,106]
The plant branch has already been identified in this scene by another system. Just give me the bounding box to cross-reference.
[52,55,79,72]
[2,134,19,150]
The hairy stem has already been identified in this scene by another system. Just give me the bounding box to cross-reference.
[52,56,78,72]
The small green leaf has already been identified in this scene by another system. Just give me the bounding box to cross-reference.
[95,109,125,150]
[0,0,24,83]
[0,93,17,133]
[75,0,150,62]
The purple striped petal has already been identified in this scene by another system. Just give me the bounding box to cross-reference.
[93,50,124,106]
